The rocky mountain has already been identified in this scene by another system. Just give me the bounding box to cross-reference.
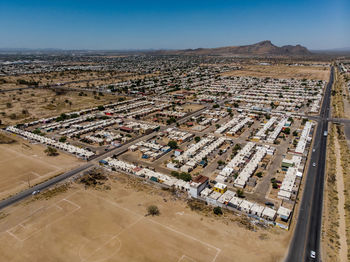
[153,41,311,56]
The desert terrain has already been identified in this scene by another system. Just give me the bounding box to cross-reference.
[0,89,125,125]
[0,171,290,262]
[0,133,82,200]
[221,64,330,81]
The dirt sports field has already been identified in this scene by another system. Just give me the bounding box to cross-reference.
[221,64,330,81]
[0,172,290,262]
[0,134,82,199]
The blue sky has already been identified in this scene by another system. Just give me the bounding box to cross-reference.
[0,0,349,50]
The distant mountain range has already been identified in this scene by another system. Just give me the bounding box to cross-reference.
[150,41,312,56]
[0,41,316,56]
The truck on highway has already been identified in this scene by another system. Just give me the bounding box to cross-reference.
[323,131,328,137]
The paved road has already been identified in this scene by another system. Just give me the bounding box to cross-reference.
[0,105,209,211]
[286,66,334,262]
[0,86,37,93]
[0,163,94,210]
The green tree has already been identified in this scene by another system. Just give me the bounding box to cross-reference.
[59,136,67,142]
[217,160,225,166]
[171,171,180,178]
[194,136,201,143]
[167,140,178,149]
[44,146,58,156]
[179,172,192,182]
[236,189,244,198]
[283,128,291,135]
[255,172,263,178]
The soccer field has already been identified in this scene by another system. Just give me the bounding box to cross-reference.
[0,175,290,262]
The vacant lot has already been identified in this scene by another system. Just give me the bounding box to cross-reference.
[0,89,123,125]
[221,64,330,81]
[0,172,290,262]
[0,70,159,91]
[0,134,82,199]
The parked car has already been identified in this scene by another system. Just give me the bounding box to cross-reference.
[265,201,274,207]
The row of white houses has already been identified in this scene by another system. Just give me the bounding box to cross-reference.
[216,142,255,182]
[181,137,227,173]
[6,126,94,159]
[234,146,268,188]
[101,158,291,223]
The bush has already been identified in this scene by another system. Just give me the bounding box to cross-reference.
[147,205,160,216]
[213,206,223,215]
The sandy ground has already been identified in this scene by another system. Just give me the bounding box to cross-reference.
[221,64,330,81]
[0,71,159,91]
[0,172,291,262]
[0,89,123,125]
[335,136,348,261]
[181,104,204,113]
[0,134,82,199]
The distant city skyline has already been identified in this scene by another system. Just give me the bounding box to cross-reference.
[0,0,349,50]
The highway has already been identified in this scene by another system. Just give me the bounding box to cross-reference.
[286,66,334,262]
[0,104,209,210]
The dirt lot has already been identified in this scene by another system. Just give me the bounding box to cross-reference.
[221,64,330,81]
[0,134,82,199]
[0,172,290,262]
[0,71,158,90]
[181,104,204,113]
[0,89,124,125]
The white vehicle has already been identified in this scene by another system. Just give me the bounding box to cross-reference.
[310,250,316,259]
[32,190,40,195]
[312,149,315,152]
[312,162,316,167]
